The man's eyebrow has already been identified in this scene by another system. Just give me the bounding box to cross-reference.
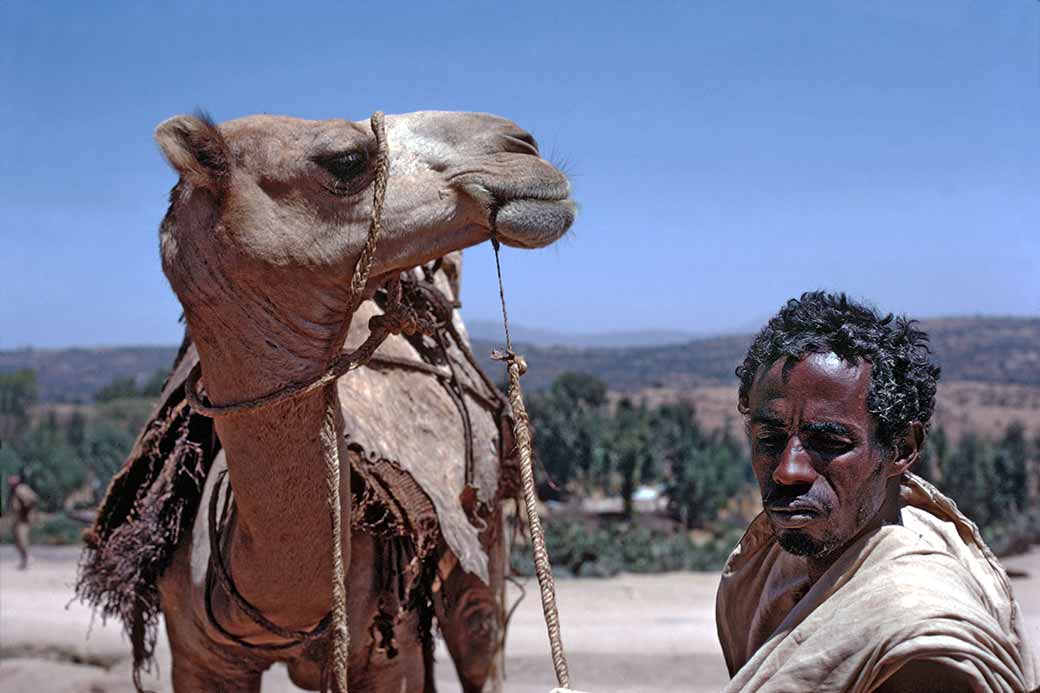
[750,409,786,427]
[800,421,854,437]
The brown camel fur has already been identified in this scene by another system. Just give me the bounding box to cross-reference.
[81,111,574,692]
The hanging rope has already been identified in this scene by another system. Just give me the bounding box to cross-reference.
[320,109,390,693]
[490,235,577,692]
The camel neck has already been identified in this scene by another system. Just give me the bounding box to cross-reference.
[182,285,357,626]
[188,297,350,627]
[210,385,345,626]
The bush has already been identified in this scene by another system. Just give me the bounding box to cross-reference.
[938,423,1032,531]
[0,368,38,440]
[510,516,741,578]
[527,372,611,497]
[982,509,1040,558]
[30,513,85,545]
[95,397,155,433]
[4,397,147,513]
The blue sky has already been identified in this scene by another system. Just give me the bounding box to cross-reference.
[2,1,1038,348]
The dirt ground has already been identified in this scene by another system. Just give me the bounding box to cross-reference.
[2,545,1039,693]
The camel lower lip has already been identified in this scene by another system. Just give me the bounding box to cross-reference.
[494,197,576,249]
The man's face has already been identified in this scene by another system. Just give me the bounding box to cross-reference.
[745,352,894,559]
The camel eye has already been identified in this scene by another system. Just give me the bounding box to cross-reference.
[314,150,368,181]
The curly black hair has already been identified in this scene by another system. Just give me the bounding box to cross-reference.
[736,291,941,448]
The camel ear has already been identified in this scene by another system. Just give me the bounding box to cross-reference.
[155,113,229,190]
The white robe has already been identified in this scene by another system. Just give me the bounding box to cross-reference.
[716,474,1039,692]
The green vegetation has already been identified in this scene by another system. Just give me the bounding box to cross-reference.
[95,369,166,402]
[31,513,85,545]
[525,372,610,496]
[521,372,1040,574]
[518,372,755,573]
[0,369,38,439]
[0,370,151,514]
[527,373,750,528]
[511,518,744,577]
[1,363,1037,572]
[654,402,749,529]
[922,421,1040,555]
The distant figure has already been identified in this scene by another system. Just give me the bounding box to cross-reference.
[716,292,1038,692]
[8,474,38,570]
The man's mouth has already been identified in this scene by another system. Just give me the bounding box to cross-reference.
[767,501,824,529]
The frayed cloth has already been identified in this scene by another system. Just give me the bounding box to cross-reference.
[77,335,212,684]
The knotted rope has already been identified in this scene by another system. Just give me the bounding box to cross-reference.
[186,112,390,693]
[490,236,576,692]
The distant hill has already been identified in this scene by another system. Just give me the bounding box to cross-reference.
[464,319,700,348]
[917,317,1040,385]
[469,333,752,391]
[0,346,178,403]
[473,317,1040,391]
[2,316,1036,403]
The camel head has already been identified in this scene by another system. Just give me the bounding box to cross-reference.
[155,111,574,391]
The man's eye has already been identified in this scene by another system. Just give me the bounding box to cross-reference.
[756,434,786,452]
[812,438,852,455]
[315,150,368,181]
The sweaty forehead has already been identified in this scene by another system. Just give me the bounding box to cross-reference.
[749,352,872,421]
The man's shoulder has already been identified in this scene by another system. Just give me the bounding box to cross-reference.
[895,504,1016,612]
[830,513,1019,644]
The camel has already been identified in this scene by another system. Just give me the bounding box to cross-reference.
[78,111,574,692]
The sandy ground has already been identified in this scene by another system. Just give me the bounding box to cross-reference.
[2,545,1039,693]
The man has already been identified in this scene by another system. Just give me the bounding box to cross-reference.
[716,292,1038,692]
[8,472,38,570]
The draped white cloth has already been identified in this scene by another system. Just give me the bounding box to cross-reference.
[716,474,1039,692]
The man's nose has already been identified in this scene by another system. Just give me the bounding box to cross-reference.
[773,436,818,486]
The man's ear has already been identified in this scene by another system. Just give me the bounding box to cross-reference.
[155,113,229,191]
[889,421,925,478]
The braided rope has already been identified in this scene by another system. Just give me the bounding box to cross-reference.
[322,110,389,693]
[490,238,573,690]
[321,384,349,692]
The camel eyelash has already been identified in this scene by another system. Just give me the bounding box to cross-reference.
[312,150,369,181]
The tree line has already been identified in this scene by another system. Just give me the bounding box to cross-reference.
[1,367,1037,560]
[526,372,1039,542]
[917,421,1039,554]
[0,368,159,515]
[526,372,750,529]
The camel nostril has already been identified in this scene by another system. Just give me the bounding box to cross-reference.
[502,130,540,156]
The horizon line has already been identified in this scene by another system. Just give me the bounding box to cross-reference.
[3,312,1037,352]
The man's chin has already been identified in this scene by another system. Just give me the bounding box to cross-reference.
[777,530,830,557]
